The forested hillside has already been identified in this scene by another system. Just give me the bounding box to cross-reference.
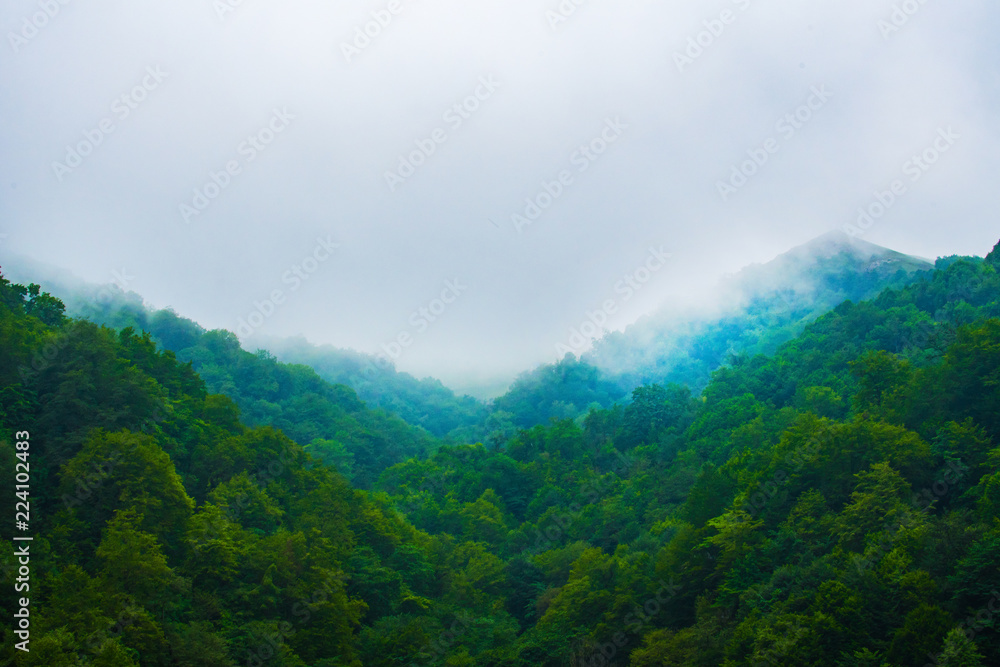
[3,233,935,441]
[375,241,1000,665]
[588,232,934,393]
[0,268,507,666]
[1,239,999,665]
[0,258,488,439]
[259,337,488,440]
[489,355,629,429]
[471,233,936,433]
[1,284,441,489]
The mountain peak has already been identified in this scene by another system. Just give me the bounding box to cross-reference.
[781,231,930,265]
[727,232,932,299]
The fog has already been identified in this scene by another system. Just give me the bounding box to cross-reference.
[1,0,997,392]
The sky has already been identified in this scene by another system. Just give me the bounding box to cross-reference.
[1,0,998,393]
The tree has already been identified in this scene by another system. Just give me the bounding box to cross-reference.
[24,283,67,326]
[886,604,952,666]
[682,463,734,529]
[96,509,183,609]
[60,429,195,546]
[850,350,912,422]
[937,627,985,666]
[617,383,693,450]
[984,239,1000,270]
[834,462,915,552]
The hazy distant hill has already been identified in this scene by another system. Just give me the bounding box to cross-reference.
[2,232,936,436]
[479,233,935,430]
[0,254,488,440]
[586,231,934,392]
[259,335,488,438]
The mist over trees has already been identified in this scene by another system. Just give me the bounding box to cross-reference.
[1,239,999,665]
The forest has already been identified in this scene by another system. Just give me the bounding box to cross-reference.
[1,239,999,666]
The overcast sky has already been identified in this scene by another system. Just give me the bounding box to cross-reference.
[1,0,998,392]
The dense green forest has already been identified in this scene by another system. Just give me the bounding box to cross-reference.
[17,278,487,442]
[3,233,936,443]
[16,288,443,489]
[437,232,938,435]
[2,239,999,665]
[258,337,488,440]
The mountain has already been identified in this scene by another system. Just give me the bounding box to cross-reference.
[373,239,1000,665]
[0,265,440,488]
[586,231,934,392]
[0,254,486,439]
[477,233,935,432]
[0,233,936,438]
[0,268,477,666]
[489,355,629,429]
[2,240,999,665]
[257,335,488,440]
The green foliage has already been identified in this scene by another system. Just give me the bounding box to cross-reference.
[3,240,1000,665]
[938,627,987,666]
[53,290,439,488]
[588,232,935,394]
[491,355,628,429]
[886,603,953,665]
[63,286,487,439]
[0,271,488,666]
[264,336,489,438]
